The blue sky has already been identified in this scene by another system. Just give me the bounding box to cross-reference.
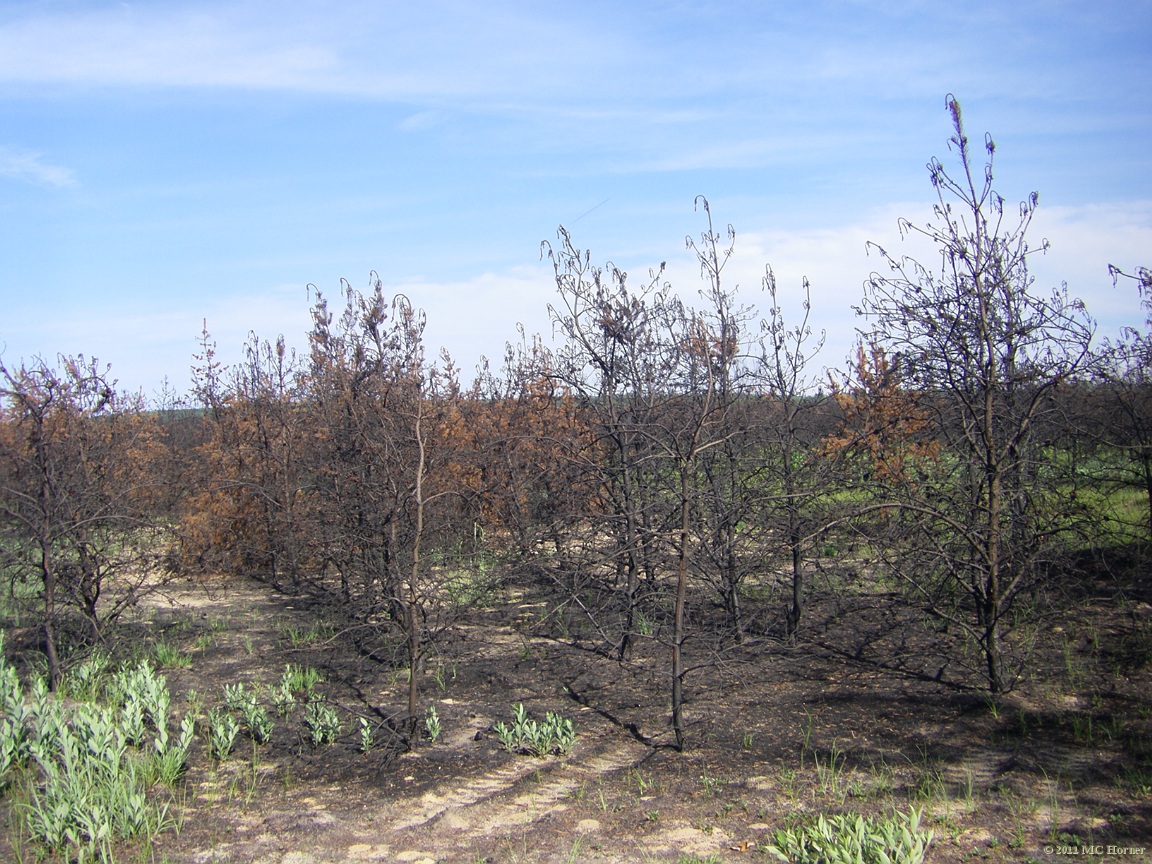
[1,0,1149,398]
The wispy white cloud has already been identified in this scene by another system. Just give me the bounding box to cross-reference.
[0,0,974,123]
[0,0,1137,188]
[0,1,625,101]
[0,0,1147,399]
[0,147,75,187]
[368,265,556,370]
[1028,201,1152,325]
[4,200,1149,397]
[398,110,445,132]
[0,268,555,395]
[0,7,339,92]
[659,199,1152,374]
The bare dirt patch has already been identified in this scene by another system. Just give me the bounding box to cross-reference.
[6,573,1151,864]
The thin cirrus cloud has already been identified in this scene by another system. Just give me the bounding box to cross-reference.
[0,8,340,92]
[0,0,1147,397]
[0,147,75,187]
[0,2,626,103]
[0,1,935,126]
[0,2,1108,179]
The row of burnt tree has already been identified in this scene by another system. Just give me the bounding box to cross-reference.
[2,99,1150,746]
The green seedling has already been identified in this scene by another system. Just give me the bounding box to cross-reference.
[359,717,375,752]
[281,664,321,694]
[0,640,183,861]
[153,641,192,669]
[425,705,442,742]
[699,771,726,797]
[244,702,275,744]
[305,700,341,745]
[493,703,575,756]
[764,807,934,864]
[207,706,240,760]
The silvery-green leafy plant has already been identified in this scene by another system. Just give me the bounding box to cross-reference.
[0,639,32,779]
[207,706,240,760]
[425,705,442,743]
[0,638,182,860]
[111,660,173,749]
[359,717,375,752]
[223,681,254,712]
[270,664,321,717]
[764,807,934,864]
[61,650,111,702]
[494,704,575,756]
[222,682,274,743]
[244,702,275,744]
[146,713,196,785]
[271,678,297,716]
[304,700,341,745]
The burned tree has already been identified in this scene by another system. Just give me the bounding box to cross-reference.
[0,356,168,688]
[856,97,1096,693]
